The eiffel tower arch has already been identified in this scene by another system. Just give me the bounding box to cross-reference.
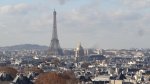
[47,10,63,56]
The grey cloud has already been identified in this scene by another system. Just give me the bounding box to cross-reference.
[0,3,31,14]
[47,0,70,5]
[138,29,145,37]
[58,0,69,5]
[121,0,150,9]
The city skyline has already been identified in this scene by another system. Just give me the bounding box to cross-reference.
[0,0,150,49]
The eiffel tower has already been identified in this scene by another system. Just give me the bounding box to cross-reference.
[48,10,63,56]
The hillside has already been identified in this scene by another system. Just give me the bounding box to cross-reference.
[0,44,48,51]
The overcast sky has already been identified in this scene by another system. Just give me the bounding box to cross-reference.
[0,0,150,49]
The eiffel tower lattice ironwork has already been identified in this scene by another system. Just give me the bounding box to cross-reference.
[48,10,63,56]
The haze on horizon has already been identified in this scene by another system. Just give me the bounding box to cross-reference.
[0,0,150,49]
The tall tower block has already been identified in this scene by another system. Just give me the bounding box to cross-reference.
[48,10,63,56]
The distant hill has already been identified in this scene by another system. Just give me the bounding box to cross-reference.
[0,44,49,51]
